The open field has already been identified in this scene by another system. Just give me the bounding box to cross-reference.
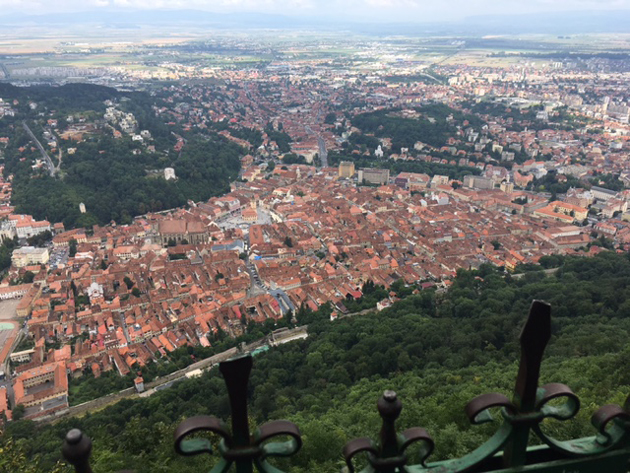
[0,33,198,55]
[0,300,22,368]
[0,299,20,321]
[1,30,630,78]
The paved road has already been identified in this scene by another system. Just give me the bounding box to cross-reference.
[305,125,327,168]
[49,247,69,270]
[417,71,443,84]
[118,312,132,346]
[22,121,55,177]
[39,328,309,422]
[245,260,267,297]
[317,136,328,168]
[0,63,9,79]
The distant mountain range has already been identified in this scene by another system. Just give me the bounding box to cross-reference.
[0,9,630,35]
[465,10,630,35]
[0,10,306,29]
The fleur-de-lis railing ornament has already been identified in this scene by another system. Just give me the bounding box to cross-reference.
[342,300,630,472]
[460,300,630,471]
[173,355,302,473]
[342,389,434,473]
[62,355,302,473]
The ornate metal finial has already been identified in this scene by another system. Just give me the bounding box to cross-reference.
[343,390,434,473]
[503,299,552,466]
[174,354,302,472]
[62,428,94,473]
[343,300,630,472]
[459,300,630,471]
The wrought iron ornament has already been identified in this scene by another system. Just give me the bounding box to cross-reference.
[62,300,630,472]
[342,300,630,472]
[174,355,302,473]
[343,389,434,473]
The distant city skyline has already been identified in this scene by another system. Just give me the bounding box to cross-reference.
[2,0,630,22]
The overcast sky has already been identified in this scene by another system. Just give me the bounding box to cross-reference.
[1,0,629,22]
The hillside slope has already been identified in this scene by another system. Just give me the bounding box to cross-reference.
[2,252,630,472]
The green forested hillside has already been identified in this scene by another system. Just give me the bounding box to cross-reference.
[351,104,485,151]
[5,131,242,227]
[0,83,124,116]
[0,84,243,227]
[2,252,630,472]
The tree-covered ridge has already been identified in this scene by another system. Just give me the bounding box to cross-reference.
[351,104,485,152]
[469,101,591,133]
[0,83,124,116]
[0,84,244,227]
[6,130,241,227]
[3,252,630,472]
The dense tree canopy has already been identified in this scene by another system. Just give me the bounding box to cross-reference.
[0,83,123,116]
[352,104,484,152]
[9,131,242,227]
[265,124,293,154]
[0,84,243,228]
[0,238,18,273]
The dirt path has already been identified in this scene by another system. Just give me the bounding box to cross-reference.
[56,148,62,172]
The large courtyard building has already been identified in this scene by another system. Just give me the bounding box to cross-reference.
[358,168,390,186]
[8,215,51,239]
[12,246,49,268]
[13,362,68,418]
[463,175,494,190]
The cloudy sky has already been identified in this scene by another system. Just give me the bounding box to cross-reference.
[1,0,628,21]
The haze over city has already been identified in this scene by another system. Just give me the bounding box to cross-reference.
[2,0,630,23]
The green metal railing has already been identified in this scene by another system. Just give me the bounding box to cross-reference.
[62,300,630,472]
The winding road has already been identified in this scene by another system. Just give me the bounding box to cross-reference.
[22,121,56,177]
